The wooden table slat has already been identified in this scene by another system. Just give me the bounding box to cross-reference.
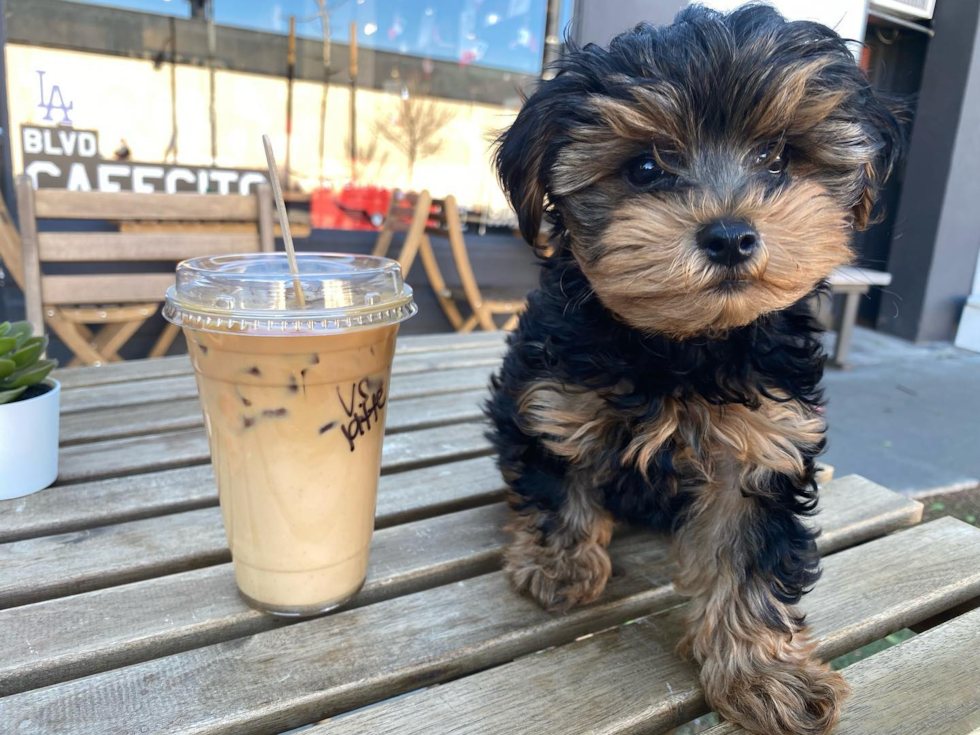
[3,516,972,735]
[59,386,489,446]
[389,330,507,354]
[827,606,980,735]
[56,418,492,484]
[53,354,190,389]
[53,427,828,489]
[58,362,496,415]
[0,504,510,695]
[0,455,505,545]
[308,517,980,735]
[0,456,507,600]
[52,332,507,389]
[0,476,918,705]
[0,508,227,610]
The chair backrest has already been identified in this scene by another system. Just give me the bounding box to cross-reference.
[424,194,497,331]
[0,194,25,290]
[379,190,423,234]
[372,189,434,276]
[15,175,275,333]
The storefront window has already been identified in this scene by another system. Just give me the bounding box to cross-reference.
[6,0,570,226]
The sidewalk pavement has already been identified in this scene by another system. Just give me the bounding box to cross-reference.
[822,327,980,496]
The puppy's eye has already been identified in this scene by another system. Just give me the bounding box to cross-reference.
[624,154,668,189]
[757,146,788,175]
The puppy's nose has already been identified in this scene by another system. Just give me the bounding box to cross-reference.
[697,218,758,267]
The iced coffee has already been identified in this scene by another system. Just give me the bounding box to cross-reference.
[164,253,416,616]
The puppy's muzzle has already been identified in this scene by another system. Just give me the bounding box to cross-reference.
[697,218,759,267]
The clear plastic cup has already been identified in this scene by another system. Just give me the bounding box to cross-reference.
[163,253,416,616]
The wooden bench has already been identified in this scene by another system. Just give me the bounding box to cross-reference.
[1,332,978,733]
[825,266,893,368]
[14,177,275,366]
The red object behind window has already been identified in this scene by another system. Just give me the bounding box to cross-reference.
[310,186,392,231]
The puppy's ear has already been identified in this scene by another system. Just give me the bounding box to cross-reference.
[853,91,905,230]
[494,92,558,246]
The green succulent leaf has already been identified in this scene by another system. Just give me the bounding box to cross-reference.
[0,321,10,337]
[11,336,47,368]
[0,358,15,379]
[0,336,17,354]
[6,321,33,348]
[0,358,56,389]
[0,386,27,404]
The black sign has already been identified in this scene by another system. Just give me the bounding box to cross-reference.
[22,124,268,195]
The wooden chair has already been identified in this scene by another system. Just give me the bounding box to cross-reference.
[422,194,527,332]
[0,192,26,296]
[15,176,275,366]
[371,189,433,276]
[373,191,526,332]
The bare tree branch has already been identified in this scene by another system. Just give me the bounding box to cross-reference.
[371,89,456,183]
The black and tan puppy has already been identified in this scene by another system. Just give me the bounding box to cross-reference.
[487,5,900,734]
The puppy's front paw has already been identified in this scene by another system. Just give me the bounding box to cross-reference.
[706,657,850,735]
[504,539,612,612]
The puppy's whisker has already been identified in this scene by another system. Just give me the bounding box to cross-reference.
[574,286,596,309]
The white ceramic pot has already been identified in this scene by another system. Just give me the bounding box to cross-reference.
[0,379,60,500]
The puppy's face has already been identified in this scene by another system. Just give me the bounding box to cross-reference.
[496,6,902,339]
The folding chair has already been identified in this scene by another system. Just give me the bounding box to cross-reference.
[0,194,25,294]
[372,190,526,332]
[15,176,275,365]
[421,194,526,332]
[371,189,433,275]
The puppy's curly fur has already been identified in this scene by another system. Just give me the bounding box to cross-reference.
[486,5,901,735]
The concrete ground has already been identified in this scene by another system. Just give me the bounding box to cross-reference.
[822,326,980,495]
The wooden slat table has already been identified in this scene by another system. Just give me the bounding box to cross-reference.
[2,331,979,734]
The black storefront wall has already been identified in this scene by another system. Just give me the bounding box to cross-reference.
[851,19,928,327]
[879,0,980,342]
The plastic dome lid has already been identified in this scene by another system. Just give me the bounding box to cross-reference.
[163,252,417,336]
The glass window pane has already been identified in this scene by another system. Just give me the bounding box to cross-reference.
[7,0,553,220]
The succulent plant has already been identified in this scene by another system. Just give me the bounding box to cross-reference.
[0,321,57,405]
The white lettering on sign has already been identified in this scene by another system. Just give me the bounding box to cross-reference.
[25,127,100,157]
[97,164,130,193]
[165,168,195,194]
[210,170,238,195]
[66,162,92,191]
[42,129,63,156]
[238,172,266,195]
[77,131,97,158]
[22,125,268,194]
[25,160,61,188]
[58,129,77,156]
[23,127,43,155]
[132,165,165,194]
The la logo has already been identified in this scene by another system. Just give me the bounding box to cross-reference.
[36,70,73,125]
